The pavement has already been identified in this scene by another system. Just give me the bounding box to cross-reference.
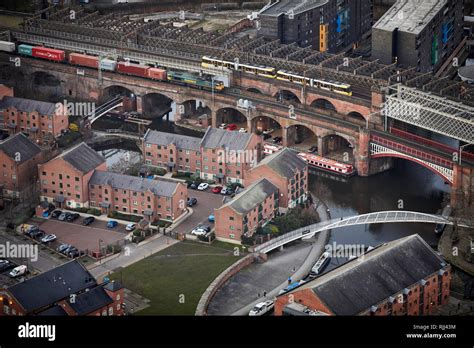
[207,197,331,315]
[87,233,179,281]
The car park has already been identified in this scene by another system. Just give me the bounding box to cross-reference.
[212,186,223,194]
[41,234,57,243]
[187,197,198,207]
[249,300,274,316]
[82,216,95,226]
[51,210,62,219]
[107,220,118,228]
[126,223,136,231]
[66,213,80,222]
[198,183,209,191]
[9,265,27,278]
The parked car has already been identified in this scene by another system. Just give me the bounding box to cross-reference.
[66,213,80,222]
[249,300,275,316]
[189,182,199,190]
[82,216,95,226]
[29,229,45,239]
[262,128,274,135]
[57,244,72,254]
[41,234,57,243]
[197,225,211,233]
[220,187,234,195]
[58,212,72,221]
[107,220,118,229]
[126,223,136,231]
[51,210,62,219]
[0,259,14,272]
[187,197,198,207]
[198,183,209,191]
[226,124,238,131]
[239,128,248,133]
[66,247,79,258]
[208,214,215,223]
[42,204,56,218]
[309,146,318,153]
[273,137,283,144]
[9,265,27,278]
[191,227,207,236]
[212,186,223,194]
[218,123,228,129]
[24,225,39,236]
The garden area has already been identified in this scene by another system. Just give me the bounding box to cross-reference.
[110,241,242,315]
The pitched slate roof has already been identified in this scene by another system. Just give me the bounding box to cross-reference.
[0,133,41,164]
[261,0,329,16]
[0,96,57,115]
[59,142,105,174]
[222,178,278,215]
[254,148,306,178]
[201,127,253,151]
[90,171,179,197]
[68,285,114,316]
[37,305,68,316]
[292,234,448,315]
[7,260,97,313]
[143,129,201,151]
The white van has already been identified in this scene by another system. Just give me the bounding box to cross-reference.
[9,265,27,278]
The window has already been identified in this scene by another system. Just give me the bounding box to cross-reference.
[229,216,234,221]
[75,177,79,182]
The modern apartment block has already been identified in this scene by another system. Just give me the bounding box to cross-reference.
[372,0,464,72]
[258,0,373,52]
[0,96,69,143]
[142,127,263,185]
[89,171,188,222]
[214,178,279,243]
[39,142,107,208]
[274,235,451,316]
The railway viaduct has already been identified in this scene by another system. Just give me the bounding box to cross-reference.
[1,54,473,208]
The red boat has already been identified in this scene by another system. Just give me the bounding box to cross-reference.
[298,152,355,177]
[32,47,65,62]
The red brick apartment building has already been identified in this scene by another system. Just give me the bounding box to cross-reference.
[0,133,44,198]
[0,260,124,316]
[89,171,188,222]
[142,127,263,185]
[39,142,106,208]
[214,178,279,243]
[0,96,68,143]
[246,148,308,210]
[275,235,451,316]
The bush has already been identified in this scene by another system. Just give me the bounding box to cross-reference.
[272,207,319,236]
[132,235,145,244]
[86,208,101,216]
[108,211,142,222]
[241,234,256,246]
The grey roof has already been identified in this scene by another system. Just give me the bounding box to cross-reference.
[0,96,57,115]
[68,285,113,316]
[90,171,179,197]
[222,178,278,215]
[8,260,97,313]
[104,280,123,292]
[293,235,447,315]
[260,0,328,16]
[201,127,253,151]
[255,148,306,179]
[143,129,201,152]
[0,133,41,164]
[37,305,68,316]
[373,0,447,35]
[60,142,105,174]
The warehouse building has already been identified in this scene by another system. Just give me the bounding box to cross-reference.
[257,0,373,52]
[372,0,464,72]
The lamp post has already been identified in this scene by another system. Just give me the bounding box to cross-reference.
[211,76,215,106]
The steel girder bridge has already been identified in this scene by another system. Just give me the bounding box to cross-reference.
[252,211,471,254]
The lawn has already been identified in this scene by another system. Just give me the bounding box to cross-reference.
[110,241,241,315]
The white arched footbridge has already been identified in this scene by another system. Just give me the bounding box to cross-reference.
[252,211,470,254]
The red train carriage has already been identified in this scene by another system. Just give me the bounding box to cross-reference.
[69,53,99,69]
[147,67,167,81]
[116,62,150,78]
[32,47,65,62]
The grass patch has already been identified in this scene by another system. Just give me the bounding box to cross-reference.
[110,241,241,315]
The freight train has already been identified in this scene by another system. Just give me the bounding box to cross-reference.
[1,41,225,92]
[201,56,353,96]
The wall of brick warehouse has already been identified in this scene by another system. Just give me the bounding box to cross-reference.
[274,288,333,316]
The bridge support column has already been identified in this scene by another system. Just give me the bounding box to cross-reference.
[356,128,370,176]
[452,164,473,209]
[136,95,143,114]
[175,103,184,123]
[247,118,254,133]
[211,109,218,128]
[317,136,325,156]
